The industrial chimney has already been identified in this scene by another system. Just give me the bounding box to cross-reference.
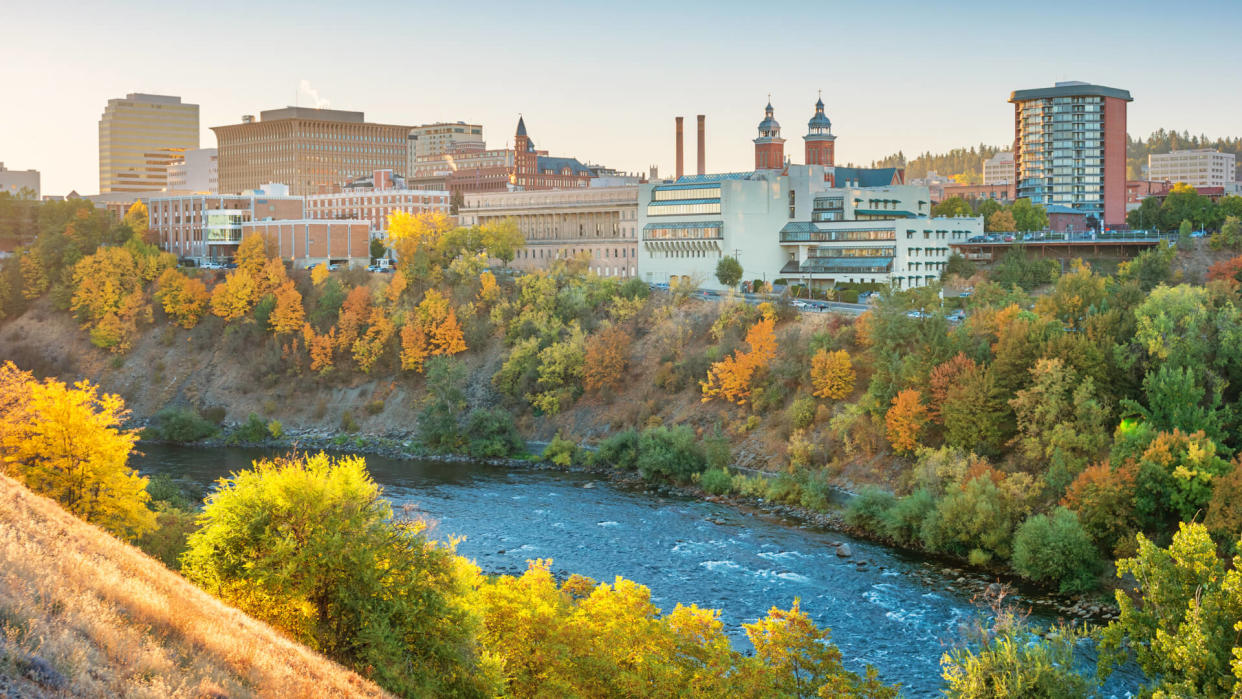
[675,116,684,180]
[696,115,705,175]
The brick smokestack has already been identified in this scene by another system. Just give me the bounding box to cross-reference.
[675,116,684,180]
[696,115,705,175]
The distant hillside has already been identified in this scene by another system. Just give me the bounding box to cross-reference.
[1128,129,1242,180]
[0,473,388,699]
[870,144,1007,184]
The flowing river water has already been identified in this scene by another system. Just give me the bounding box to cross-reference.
[132,444,1141,697]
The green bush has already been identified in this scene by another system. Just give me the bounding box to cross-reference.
[620,277,650,300]
[799,471,834,512]
[701,428,732,471]
[253,293,276,327]
[636,425,705,483]
[150,406,217,443]
[839,289,860,304]
[464,408,524,458]
[231,412,270,443]
[267,419,284,440]
[1011,507,1102,594]
[698,468,733,495]
[542,435,579,467]
[596,428,640,470]
[732,474,770,498]
[341,410,359,434]
[844,486,898,532]
[136,506,199,570]
[920,477,1019,561]
[200,405,227,424]
[765,475,803,504]
[881,489,936,546]
[786,395,817,430]
[145,473,197,511]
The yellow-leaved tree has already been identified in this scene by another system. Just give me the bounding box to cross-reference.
[885,389,928,455]
[0,362,155,540]
[269,280,305,335]
[310,263,330,286]
[155,268,210,329]
[123,200,150,242]
[210,268,258,321]
[810,348,855,401]
[701,316,777,405]
[235,232,271,278]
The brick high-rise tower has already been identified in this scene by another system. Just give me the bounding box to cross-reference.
[803,95,835,167]
[753,100,785,170]
[513,116,538,182]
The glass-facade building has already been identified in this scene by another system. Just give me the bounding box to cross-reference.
[1009,82,1132,227]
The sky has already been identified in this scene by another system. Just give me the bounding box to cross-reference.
[3,0,1241,196]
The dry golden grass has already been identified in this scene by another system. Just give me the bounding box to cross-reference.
[0,473,390,698]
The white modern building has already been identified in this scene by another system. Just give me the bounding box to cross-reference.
[459,184,639,277]
[0,163,40,199]
[166,148,218,193]
[983,151,1014,185]
[638,167,981,291]
[1147,149,1236,189]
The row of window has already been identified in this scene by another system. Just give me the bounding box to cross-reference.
[646,202,721,216]
[644,225,723,240]
[516,246,634,260]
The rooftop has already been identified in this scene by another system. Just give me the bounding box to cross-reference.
[258,107,366,123]
[1009,82,1132,102]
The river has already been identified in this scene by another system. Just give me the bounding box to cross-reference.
[132,444,1140,697]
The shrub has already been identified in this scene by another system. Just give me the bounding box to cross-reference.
[698,468,733,495]
[340,411,359,434]
[232,412,270,443]
[542,434,579,467]
[786,394,817,430]
[845,486,897,532]
[200,405,227,424]
[145,473,197,511]
[701,428,732,471]
[620,277,650,300]
[136,506,199,570]
[365,399,385,415]
[1011,507,1101,594]
[881,489,937,546]
[261,398,277,416]
[464,408,524,458]
[596,428,640,470]
[765,475,802,504]
[151,406,217,443]
[636,425,705,483]
[267,419,283,440]
[799,470,834,512]
[732,473,770,498]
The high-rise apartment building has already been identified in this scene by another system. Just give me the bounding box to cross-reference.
[407,122,484,166]
[212,107,412,196]
[1010,81,1131,227]
[982,151,1014,185]
[99,93,199,194]
[1147,149,1236,189]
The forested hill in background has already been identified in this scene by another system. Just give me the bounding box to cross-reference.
[869,144,1006,184]
[867,129,1242,185]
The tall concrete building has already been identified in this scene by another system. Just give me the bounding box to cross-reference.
[212,107,411,196]
[0,163,40,199]
[98,93,199,194]
[1010,81,1132,227]
[166,148,218,193]
[1147,149,1236,189]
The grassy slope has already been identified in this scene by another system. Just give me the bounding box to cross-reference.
[0,473,389,698]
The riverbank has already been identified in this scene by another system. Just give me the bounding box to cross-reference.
[137,420,1120,626]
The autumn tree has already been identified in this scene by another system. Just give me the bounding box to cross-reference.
[0,363,155,540]
[986,209,1016,233]
[1008,358,1111,493]
[478,270,500,304]
[303,324,336,373]
[927,353,976,423]
[155,268,209,329]
[310,263,330,286]
[429,308,466,357]
[1062,461,1141,556]
[234,231,271,278]
[352,307,396,373]
[583,324,632,395]
[810,348,855,400]
[210,268,258,321]
[701,316,778,405]
[123,200,150,243]
[388,211,454,275]
[886,389,928,455]
[269,280,305,334]
[385,268,408,305]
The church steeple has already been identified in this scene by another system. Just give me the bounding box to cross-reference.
[804,91,836,167]
[753,97,785,170]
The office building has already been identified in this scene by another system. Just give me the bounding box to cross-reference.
[99,93,199,193]
[638,99,978,291]
[459,185,638,278]
[1010,81,1132,227]
[212,107,411,196]
[983,151,1014,185]
[305,169,450,236]
[1147,149,1236,189]
[407,122,484,169]
[0,163,40,199]
[147,184,304,262]
[242,219,371,269]
[166,148,218,193]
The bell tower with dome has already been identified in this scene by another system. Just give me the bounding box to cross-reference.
[804,93,836,167]
[753,99,785,170]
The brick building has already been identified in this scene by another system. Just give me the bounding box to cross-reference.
[305,169,450,236]
[147,184,304,262]
[242,219,371,269]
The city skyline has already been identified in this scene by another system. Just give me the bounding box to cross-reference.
[4,0,1241,195]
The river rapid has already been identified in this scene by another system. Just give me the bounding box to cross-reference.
[133,444,1140,697]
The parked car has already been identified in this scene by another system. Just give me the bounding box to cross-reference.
[967,235,986,243]
[1002,234,1015,242]
[906,310,925,319]
[1191,230,1207,238]
[947,309,966,322]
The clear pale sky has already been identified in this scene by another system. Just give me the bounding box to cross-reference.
[3,0,1240,195]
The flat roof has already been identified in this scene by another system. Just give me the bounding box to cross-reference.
[1009,83,1132,102]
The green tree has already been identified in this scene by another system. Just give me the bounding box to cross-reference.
[636,425,705,483]
[1009,198,1049,232]
[932,196,974,218]
[181,452,489,697]
[1099,523,1242,697]
[715,256,743,288]
[943,620,1096,698]
[1008,359,1110,494]
[1011,508,1101,593]
[369,237,386,262]
[419,356,467,450]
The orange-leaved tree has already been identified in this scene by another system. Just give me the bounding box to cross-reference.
[302,324,336,373]
[885,389,928,455]
[351,307,396,374]
[583,324,632,395]
[809,348,854,401]
[701,316,777,405]
[399,321,430,373]
[269,280,305,335]
[927,352,977,422]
